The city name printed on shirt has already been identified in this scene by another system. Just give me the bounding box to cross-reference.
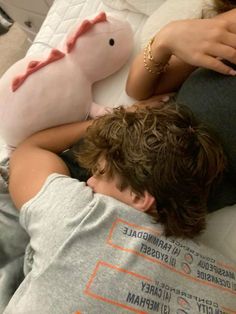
[79,218,236,313]
[83,260,233,314]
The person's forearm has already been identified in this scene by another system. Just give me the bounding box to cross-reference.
[126,34,195,100]
[126,15,236,101]
[19,120,93,154]
[126,52,195,100]
[126,42,171,100]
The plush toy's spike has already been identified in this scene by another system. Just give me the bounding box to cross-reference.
[66,12,107,53]
[12,49,65,92]
[28,61,40,69]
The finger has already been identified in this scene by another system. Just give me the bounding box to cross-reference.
[128,94,176,111]
[135,99,165,110]
[208,44,236,65]
[125,101,162,112]
[136,97,164,109]
[199,55,236,75]
[161,95,170,102]
[147,94,170,103]
[226,22,236,34]
[139,100,164,108]
[148,93,176,102]
[221,32,236,49]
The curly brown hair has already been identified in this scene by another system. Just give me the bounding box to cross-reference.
[76,102,226,238]
[213,0,236,13]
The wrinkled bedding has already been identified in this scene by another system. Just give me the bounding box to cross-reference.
[0,159,28,312]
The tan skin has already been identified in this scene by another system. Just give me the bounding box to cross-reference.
[9,120,92,209]
[126,9,236,100]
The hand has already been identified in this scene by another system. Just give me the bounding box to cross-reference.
[126,93,175,112]
[154,17,236,75]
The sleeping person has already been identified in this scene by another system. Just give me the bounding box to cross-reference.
[5,102,230,313]
[0,1,236,314]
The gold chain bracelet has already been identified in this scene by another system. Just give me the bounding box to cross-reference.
[143,37,169,75]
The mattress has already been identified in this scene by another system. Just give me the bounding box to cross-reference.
[3,0,236,263]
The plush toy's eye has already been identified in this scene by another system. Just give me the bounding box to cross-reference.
[109,38,115,46]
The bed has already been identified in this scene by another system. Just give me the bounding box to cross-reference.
[0,0,235,312]
[25,0,236,261]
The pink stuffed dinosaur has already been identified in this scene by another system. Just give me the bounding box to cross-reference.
[0,12,133,150]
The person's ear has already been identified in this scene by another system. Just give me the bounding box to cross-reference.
[131,190,155,212]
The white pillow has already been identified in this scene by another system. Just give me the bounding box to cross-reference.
[198,205,236,263]
[141,0,205,48]
[102,0,166,16]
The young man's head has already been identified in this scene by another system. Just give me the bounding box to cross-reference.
[76,102,226,238]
